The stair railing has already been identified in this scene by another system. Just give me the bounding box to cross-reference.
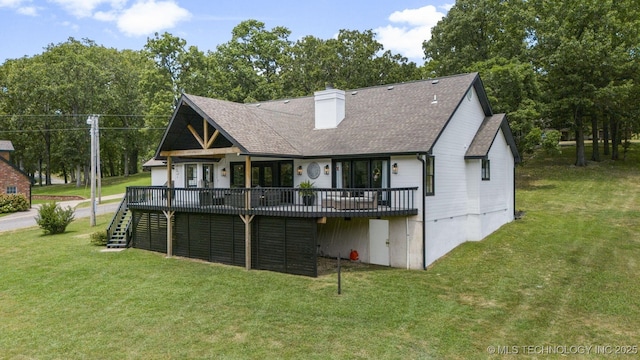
[106,197,128,242]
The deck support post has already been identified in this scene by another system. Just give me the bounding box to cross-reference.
[166,156,173,207]
[243,155,252,270]
[240,214,255,270]
[163,210,175,258]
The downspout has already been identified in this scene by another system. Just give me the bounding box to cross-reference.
[513,166,516,218]
[406,217,410,270]
[416,153,427,270]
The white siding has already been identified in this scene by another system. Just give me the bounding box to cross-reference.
[423,88,486,266]
[390,155,425,215]
[476,128,515,238]
[150,167,167,186]
[426,87,486,221]
[317,216,423,269]
[421,88,519,267]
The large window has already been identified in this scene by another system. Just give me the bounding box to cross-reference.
[425,156,434,196]
[230,161,293,188]
[333,158,389,189]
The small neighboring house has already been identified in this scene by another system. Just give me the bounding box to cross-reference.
[0,140,32,205]
[118,73,520,276]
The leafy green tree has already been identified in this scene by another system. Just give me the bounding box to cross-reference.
[423,0,533,76]
[281,30,420,97]
[471,58,542,155]
[212,20,292,102]
[533,0,640,165]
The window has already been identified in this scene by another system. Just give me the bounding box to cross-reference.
[185,164,197,188]
[425,156,434,196]
[482,159,490,181]
[202,164,214,187]
[230,161,293,188]
[333,158,389,189]
[6,186,17,194]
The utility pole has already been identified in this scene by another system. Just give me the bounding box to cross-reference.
[87,115,99,227]
[96,116,102,203]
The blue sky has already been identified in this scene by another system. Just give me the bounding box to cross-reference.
[0,0,453,65]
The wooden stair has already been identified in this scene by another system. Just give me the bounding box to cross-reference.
[106,198,132,248]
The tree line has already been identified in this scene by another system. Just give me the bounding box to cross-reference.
[1,1,638,186]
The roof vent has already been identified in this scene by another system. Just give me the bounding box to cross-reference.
[256,103,261,107]
[387,86,394,90]
[431,95,438,104]
[351,91,358,95]
[432,80,439,85]
[284,100,290,104]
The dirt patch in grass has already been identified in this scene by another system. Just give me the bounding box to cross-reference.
[33,195,85,201]
[317,256,377,276]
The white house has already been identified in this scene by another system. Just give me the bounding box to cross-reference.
[123,73,520,276]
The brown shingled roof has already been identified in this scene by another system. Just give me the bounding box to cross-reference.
[156,72,520,161]
[466,114,505,158]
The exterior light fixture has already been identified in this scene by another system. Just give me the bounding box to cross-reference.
[324,165,330,175]
[392,163,398,174]
[221,168,227,177]
[297,165,303,176]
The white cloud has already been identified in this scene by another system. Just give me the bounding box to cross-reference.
[94,10,117,21]
[0,0,24,7]
[49,0,125,18]
[0,0,38,16]
[440,3,454,12]
[16,5,37,15]
[49,0,190,37]
[375,5,446,62]
[61,20,79,32]
[116,0,191,36]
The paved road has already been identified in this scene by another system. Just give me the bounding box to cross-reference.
[0,194,124,233]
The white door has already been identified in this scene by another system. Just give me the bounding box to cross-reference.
[369,219,389,266]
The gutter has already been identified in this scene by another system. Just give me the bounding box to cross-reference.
[416,153,427,270]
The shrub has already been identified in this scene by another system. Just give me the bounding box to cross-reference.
[542,129,562,156]
[90,230,109,246]
[0,194,30,213]
[35,202,75,235]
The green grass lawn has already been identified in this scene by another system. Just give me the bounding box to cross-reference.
[31,172,150,200]
[1,146,639,359]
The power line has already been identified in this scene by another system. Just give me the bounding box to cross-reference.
[0,114,170,118]
[0,127,165,133]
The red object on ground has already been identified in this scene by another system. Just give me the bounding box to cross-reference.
[349,250,359,261]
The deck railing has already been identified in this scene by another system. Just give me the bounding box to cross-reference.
[126,186,418,218]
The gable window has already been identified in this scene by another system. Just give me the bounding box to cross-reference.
[6,186,17,194]
[481,159,490,181]
[425,156,435,196]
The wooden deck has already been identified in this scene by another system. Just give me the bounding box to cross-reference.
[126,186,418,218]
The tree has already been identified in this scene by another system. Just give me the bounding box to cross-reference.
[471,58,542,155]
[423,0,533,76]
[533,0,640,165]
[212,20,292,102]
[281,30,421,97]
